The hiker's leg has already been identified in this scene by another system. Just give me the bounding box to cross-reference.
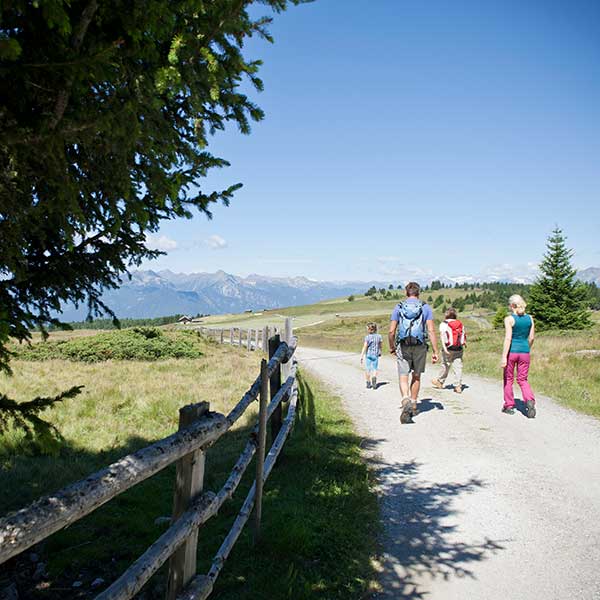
[503,354,516,408]
[410,373,421,400]
[516,353,535,403]
[438,352,450,384]
[453,352,463,387]
[399,375,410,398]
[396,347,411,398]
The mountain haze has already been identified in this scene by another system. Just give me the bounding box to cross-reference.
[57,267,600,321]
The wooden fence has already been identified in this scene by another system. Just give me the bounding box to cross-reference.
[0,319,298,600]
[195,324,281,352]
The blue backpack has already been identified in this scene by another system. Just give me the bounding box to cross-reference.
[395,300,426,346]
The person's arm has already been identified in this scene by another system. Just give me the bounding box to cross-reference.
[426,320,439,363]
[501,316,514,367]
[378,335,382,356]
[360,340,368,363]
[388,321,398,355]
[440,323,449,355]
[529,317,535,349]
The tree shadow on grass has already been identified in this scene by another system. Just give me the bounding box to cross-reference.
[0,418,262,600]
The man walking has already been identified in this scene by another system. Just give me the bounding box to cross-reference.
[389,282,439,424]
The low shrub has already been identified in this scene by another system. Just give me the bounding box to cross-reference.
[14,328,205,362]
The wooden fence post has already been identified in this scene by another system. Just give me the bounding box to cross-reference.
[230,328,234,346]
[220,329,224,344]
[254,328,259,351]
[269,334,282,439]
[166,402,209,600]
[247,329,253,351]
[282,318,293,380]
[253,359,268,543]
[262,327,268,352]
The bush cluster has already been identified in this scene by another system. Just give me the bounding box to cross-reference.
[15,328,205,362]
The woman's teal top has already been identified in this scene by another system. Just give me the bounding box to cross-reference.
[509,313,532,354]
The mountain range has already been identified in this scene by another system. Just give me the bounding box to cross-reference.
[58,267,600,321]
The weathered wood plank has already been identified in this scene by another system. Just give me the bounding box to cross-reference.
[0,412,227,565]
[224,340,293,427]
[97,369,297,600]
[191,384,300,599]
[95,492,217,600]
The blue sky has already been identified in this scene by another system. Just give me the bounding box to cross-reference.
[144,0,600,281]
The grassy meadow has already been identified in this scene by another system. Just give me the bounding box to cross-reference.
[0,329,378,599]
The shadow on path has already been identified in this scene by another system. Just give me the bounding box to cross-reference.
[367,458,505,598]
[415,398,444,414]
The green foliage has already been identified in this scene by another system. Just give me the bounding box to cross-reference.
[433,295,444,308]
[529,228,591,330]
[430,280,442,291]
[0,386,83,455]
[0,0,304,373]
[365,286,377,297]
[492,306,508,329]
[15,328,204,362]
[427,295,434,302]
[347,294,355,302]
[583,282,600,311]
[46,314,186,331]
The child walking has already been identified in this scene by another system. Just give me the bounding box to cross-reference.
[360,322,382,389]
[501,294,536,418]
[432,307,466,393]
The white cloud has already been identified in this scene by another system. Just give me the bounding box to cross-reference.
[205,234,228,250]
[145,233,178,252]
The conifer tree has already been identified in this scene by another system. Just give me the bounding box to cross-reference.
[0,0,304,373]
[492,306,507,329]
[529,228,591,330]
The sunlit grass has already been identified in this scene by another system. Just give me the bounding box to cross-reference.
[0,332,379,598]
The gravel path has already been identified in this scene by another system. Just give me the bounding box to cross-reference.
[296,346,600,600]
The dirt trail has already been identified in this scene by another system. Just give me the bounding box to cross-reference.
[296,346,600,600]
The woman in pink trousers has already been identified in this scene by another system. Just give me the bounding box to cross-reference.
[501,294,536,418]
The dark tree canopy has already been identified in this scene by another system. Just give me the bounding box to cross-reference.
[0,0,304,373]
[529,227,591,330]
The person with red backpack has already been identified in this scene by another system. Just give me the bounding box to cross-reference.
[389,282,439,424]
[432,307,466,393]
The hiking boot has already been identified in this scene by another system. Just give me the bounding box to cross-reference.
[366,381,371,389]
[371,376,377,389]
[526,400,536,419]
[400,397,413,424]
[411,401,419,416]
[501,406,515,415]
[431,378,443,389]
[454,385,462,394]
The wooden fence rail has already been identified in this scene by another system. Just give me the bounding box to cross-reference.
[0,318,298,600]
[196,325,280,351]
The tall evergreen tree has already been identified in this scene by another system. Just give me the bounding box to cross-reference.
[529,228,591,330]
[0,0,304,373]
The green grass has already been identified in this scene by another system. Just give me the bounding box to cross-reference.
[0,333,379,598]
